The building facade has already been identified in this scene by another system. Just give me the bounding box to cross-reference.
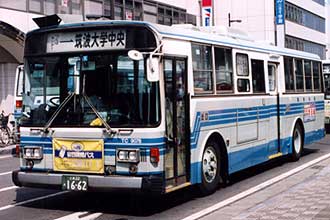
[326,0,330,59]
[0,0,198,114]
[212,0,326,59]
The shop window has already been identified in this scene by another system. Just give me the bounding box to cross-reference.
[85,0,103,16]
[44,0,56,15]
[1,0,27,11]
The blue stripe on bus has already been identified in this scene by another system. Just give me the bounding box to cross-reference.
[190,101,324,149]
[190,128,325,184]
[54,150,103,159]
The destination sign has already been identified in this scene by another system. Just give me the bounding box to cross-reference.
[47,29,126,53]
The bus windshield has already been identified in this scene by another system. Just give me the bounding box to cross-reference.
[20,53,160,127]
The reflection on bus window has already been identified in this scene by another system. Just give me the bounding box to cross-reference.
[21,53,160,127]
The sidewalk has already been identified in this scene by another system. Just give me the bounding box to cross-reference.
[0,144,16,155]
[204,156,330,220]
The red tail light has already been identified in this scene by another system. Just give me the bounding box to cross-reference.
[150,147,160,163]
[16,100,22,108]
[15,126,20,157]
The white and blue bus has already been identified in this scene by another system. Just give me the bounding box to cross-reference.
[323,60,330,132]
[12,19,325,195]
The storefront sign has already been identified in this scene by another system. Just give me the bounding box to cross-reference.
[202,0,212,26]
[276,0,285,25]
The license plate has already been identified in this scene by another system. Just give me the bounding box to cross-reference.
[62,176,88,191]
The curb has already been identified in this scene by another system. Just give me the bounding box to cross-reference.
[0,145,16,156]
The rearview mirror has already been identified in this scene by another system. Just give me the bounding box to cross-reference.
[128,50,143,61]
[147,57,159,82]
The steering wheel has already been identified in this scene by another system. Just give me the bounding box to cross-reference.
[49,97,60,107]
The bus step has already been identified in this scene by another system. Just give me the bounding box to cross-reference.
[165,182,191,193]
[268,152,283,159]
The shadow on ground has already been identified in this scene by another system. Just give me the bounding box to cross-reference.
[14,148,319,218]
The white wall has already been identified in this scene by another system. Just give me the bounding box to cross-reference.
[326,2,330,59]
[213,0,276,44]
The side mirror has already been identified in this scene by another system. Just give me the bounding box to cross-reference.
[147,57,160,82]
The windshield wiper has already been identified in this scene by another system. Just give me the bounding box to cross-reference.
[42,92,75,133]
[82,93,116,135]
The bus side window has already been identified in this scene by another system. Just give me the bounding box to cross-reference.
[214,47,233,93]
[236,53,250,92]
[192,43,213,94]
[251,59,265,93]
[268,63,276,92]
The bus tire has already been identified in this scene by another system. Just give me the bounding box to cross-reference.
[291,123,303,161]
[198,140,221,196]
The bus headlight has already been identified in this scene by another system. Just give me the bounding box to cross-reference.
[23,146,43,160]
[117,149,140,163]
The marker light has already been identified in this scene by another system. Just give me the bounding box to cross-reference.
[116,149,140,163]
[23,146,43,159]
[150,147,160,163]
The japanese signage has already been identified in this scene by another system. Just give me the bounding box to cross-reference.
[275,0,285,25]
[53,139,104,174]
[303,103,316,122]
[202,0,212,27]
[47,29,126,53]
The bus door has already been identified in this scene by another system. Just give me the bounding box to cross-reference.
[164,57,190,190]
[267,62,281,155]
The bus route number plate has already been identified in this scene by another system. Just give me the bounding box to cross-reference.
[62,176,88,191]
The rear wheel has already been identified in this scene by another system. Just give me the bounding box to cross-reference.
[198,141,221,196]
[291,123,303,161]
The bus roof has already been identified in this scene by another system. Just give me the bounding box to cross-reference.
[28,20,321,61]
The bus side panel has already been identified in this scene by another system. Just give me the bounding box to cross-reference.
[189,95,279,184]
[279,93,325,155]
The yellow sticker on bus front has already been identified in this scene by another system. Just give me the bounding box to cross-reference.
[53,139,104,174]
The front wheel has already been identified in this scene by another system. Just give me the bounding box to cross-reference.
[291,123,303,161]
[198,141,221,196]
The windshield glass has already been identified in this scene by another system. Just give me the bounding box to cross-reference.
[324,73,330,100]
[20,53,160,127]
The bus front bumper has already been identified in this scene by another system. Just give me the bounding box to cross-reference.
[12,170,163,193]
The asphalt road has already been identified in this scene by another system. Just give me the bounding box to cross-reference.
[0,135,329,220]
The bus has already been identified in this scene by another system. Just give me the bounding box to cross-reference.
[323,60,330,132]
[12,18,325,195]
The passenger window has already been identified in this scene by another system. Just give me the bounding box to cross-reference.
[284,57,294,92]
[304,60,312,91]
[237,79,250,92]
[236,53,250,93]
[192,44,213,93]
[236,53,249,76]
[295,59,304,91]
[313,61,321,91]
[268,63,276,92]
[215,47,233,93]
[251,59,265,93]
